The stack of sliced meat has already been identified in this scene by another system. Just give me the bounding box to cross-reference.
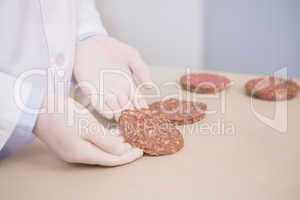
[245,76,299,101]
[119,99,207,156]
[180,73,231,94]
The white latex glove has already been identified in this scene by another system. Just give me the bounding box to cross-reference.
[74,35,152,120]
[34,96,143,166]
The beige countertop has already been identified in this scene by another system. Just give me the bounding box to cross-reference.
[0,67,299,200]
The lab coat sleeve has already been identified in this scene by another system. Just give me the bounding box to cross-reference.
[77,0,108,41]
[0,72,44,158]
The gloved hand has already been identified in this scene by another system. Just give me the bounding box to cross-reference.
[34,96,143,166]
[74,35,152,120]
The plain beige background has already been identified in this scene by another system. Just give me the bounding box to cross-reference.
[0,67,299,200]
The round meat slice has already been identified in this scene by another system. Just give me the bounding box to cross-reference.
[180,73,231,94]
[149,98,207,125]
[245,76,299,101]
[119,109,184,156]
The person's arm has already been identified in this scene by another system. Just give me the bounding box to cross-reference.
[77,0,108,41]
[74,0,152,120]
[0,72,40,158]
[74,35,151,120]
[34,95,143,166]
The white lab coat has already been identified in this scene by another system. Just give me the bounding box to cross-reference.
[0,0,107,157]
